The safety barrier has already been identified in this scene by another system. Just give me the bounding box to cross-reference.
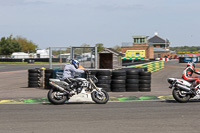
[125,61,164,73]
[155,58,169,61]
[28,67,153,92]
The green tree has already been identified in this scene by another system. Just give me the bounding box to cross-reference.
[95,43,104,52]
[170,46,200,53]
[112,45,121,52]
[0,35,21,55]
[80,44,91,53]
[14,36,38,53]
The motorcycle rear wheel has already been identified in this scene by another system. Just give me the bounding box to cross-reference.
[47,89,69,105]
[172,88,190,103]
[91,90,109,104]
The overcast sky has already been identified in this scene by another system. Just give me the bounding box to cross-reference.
[0,0,199,49]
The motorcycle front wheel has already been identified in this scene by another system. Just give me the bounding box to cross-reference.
[47,89,69,105]
[172,88,191,103]
[91,90,109,104]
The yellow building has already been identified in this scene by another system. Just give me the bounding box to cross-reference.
[124,50,145,59]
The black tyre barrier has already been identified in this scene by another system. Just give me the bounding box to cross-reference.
[123,68,140,92]
[28,69,42,88]
[28,81,39,84]
[97,76,111,80]
[89,70,97,76]
[28,77,39,81]
[28,69,40,73]
[111,70,126,92]
[45,69,53,73]
[126,69,140,75]
[96,84,111,92]
[111,84,126,88]
[139,76,151,80]
[97,70,111,76]
[126,83,139,92]
[139,87,151,92]
[29,73,40,77]
[45,69,53,89]
[138,71,151,92]
[139,80,151,84]
[139,84,151,88]
[139,71,151,76]
[126,87,139,92]
[126,75,139,79]
[112,75,126,80]
[97,79,111,84]
[112,70,126,76]
[126,84,139,88]
[112,79,126,84]
[112,87,126,92]
[28,83,39,87]
[96,70,112,92]
[126,79,139,84]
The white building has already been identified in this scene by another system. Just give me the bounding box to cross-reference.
[36,49,49,58]
[11,52,35,59]
[11,49,49,59]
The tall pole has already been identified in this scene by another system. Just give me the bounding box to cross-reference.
[49,47,52,69]
[95,47,98,69]
[70,47,74,59]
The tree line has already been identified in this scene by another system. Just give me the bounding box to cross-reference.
[0,35,38,55]
[170,46,200,53]
[0,35,122,56]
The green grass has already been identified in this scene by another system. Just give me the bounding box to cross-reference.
[0,62,50,65]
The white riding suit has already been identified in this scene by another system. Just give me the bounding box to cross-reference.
[62,63,84,92]
[63,63,84,79]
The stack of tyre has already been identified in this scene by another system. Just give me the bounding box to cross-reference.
[89,70,97,78]
[28,69,41,88]
[124,68,140,92]
[111,70,126,92]
[96,70,111,92]
[139,71,151,91]
[45,69,53,89]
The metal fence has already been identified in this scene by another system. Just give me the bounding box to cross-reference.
[49,47,97,69]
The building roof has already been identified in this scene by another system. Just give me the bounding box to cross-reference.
[154,48,169,52]
[99,48,124,56]
[148,35,167,43]
[107,48,124,56]
[154,48,175,53]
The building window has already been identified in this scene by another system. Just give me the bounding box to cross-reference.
[134,38,139,43]
[140,38,145,43]
[136,53,140,55]
[160,45,165,48]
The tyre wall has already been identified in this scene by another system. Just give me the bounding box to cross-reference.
[96,70,112,92]
[125,61,164,73]
[28,69,43,88]
[28,67,152,92]
[44,69,53,89]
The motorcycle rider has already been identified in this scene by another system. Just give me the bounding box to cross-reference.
[182,62,200,93]
[62,59,84,95]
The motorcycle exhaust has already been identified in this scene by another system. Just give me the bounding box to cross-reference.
[183,92,194,95]
[176,84,191,92]
[49,82,69,93]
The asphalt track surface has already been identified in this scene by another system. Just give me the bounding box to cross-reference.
[1,101,200,133]
[1,60,200,133]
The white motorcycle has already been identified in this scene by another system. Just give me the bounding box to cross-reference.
[168,78,200,103]
[47,71,109,105]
